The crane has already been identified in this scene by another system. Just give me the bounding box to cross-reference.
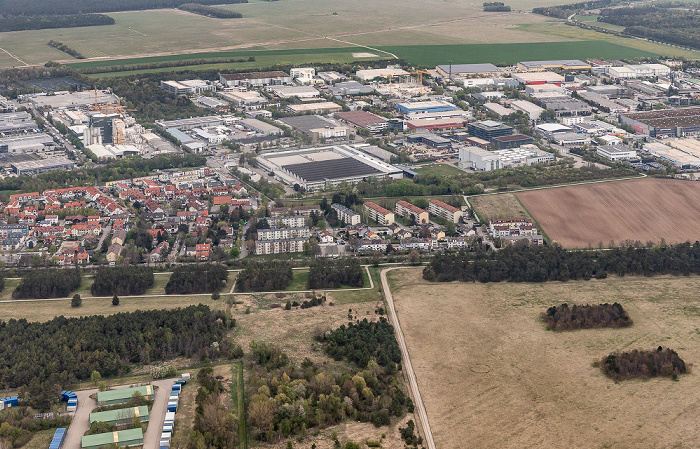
[411,70,432,94]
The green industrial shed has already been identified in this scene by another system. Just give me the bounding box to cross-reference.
[89,405,149,426]
[81,428,144,449]
[96,386,154,406]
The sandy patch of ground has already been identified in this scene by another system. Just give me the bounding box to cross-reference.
[391,268,700,448]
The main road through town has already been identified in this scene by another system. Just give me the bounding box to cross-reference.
[380,267,435,449]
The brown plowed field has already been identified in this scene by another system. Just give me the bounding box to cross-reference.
[516,178,700,248]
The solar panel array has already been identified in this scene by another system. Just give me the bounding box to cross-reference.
[282,157,381,182]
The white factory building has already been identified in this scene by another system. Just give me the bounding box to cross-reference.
[459,145,554,171]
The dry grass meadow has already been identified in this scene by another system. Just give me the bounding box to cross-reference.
[390,267,700,449]
[516,178,700,248]
[470,193,533,223]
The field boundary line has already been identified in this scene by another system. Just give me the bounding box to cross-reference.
[468,174,647,199]
[380,267,435,449]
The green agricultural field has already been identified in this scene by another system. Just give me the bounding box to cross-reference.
[379,41,658,66]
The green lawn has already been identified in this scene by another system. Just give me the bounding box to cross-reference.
[285,270,310,291]
[0,279,20,300]
[144,272,172,296]
[379,41,658,66]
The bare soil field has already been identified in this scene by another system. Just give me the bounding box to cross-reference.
[516,178,700,248]
[390,268,700,449]
[470,193,533,223]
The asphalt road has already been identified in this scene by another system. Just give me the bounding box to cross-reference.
[143,378,176,449]
[62,388,97,449]
[380,267,435,449]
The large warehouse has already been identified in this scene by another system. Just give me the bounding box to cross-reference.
[619,107,700,138]
[258,145,403,191]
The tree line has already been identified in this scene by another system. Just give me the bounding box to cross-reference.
[307,259,364,289]
[0,0,247,16]
[165,264,228,294]
[247,332,411,442]
[47,40,85,59]
[0,14,114,32]
[185,367,239,448]
[2,305,233,410]
[12,268,82,299]
[532,0,614,19]
[423,242,700,283]
[600,347,687,380]
[90,266,155,296]
[598,6,700,50]
[235,260,293,292]
[542,303,632,331]
[483,2,511,11]
[177,3,243,18]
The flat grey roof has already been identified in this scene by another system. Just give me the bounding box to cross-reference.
[437,63,500,74]
[279,115,335,133]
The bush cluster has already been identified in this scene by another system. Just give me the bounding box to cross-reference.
[542,303,632,331]
[601,347,687,380]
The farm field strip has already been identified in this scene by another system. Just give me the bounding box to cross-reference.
[390,268,700,448]
[516,178,700,248]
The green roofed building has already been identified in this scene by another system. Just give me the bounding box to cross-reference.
[96,386,154,406]
[81,428,143,449]
[89,406,149,426]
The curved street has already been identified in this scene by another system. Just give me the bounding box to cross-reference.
[380,267,435,449]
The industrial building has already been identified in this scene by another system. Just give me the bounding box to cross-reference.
[644,141,700,168]
[87,144,139,160]
[328,81,375,96]
[331,203,361,225]
[0,111,38,135]
[596,145,637,161]
[96,385,154,406]
[11,157,75,175]
[491,134,534,150]
[517,60,591,72]
[459,145,554,171]
[619,107,700,138]
[406,133,452,149]
[217,90,267,108]
[435,63,501,78]
[429,199,463,223]
[156,116,228,131]
[512,71,565,85]
[483,102,511,118]
[290,67,316,84]
[334,111,388,133]
[395,200,429,224]
[510,100,544,120]
[396,100,457,115]
[286,102,342,114]
[258,145,402,191]
[539,98,591,118]
[406,117,467,131]
[364,201,395,225]
[240,118,282,136]
[468,120,513,140]
[278,115,348,140]
[219,71,291,87]
[81,428,143,449]
[607,64,671,79]
[89,406,149,425]
[356,68,410,82]
[267,85,320,99]
[0,134,54,153]
[160,79,213,95]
